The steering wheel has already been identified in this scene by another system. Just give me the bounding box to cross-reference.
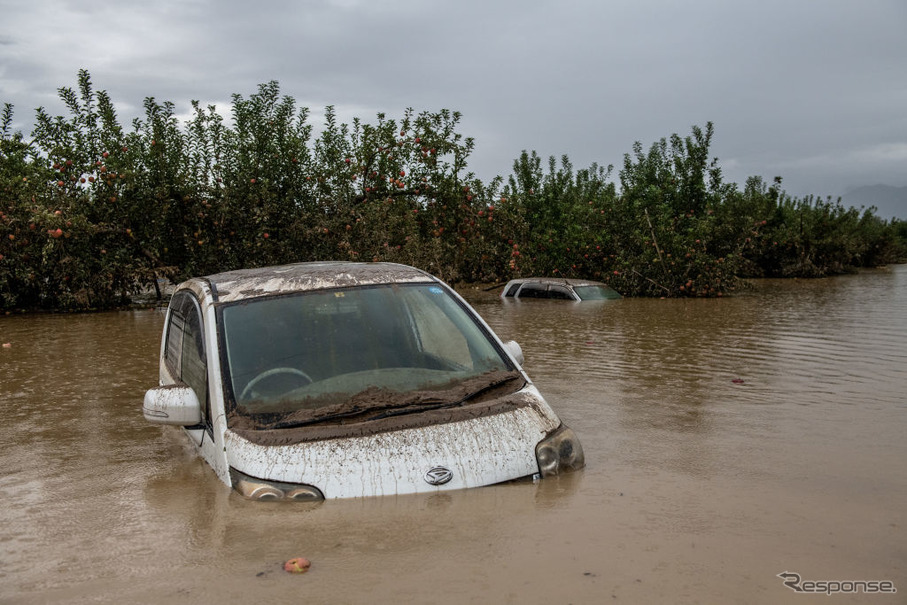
[239,367,313,400]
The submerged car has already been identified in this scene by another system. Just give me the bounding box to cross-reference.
[143,262,583,500]
[501,277,622,301]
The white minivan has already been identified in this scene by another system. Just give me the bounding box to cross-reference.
[143,262,583,500]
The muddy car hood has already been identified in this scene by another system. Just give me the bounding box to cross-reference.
[223,384,561,499]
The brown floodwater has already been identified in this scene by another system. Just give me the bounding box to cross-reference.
[1,267,905,604]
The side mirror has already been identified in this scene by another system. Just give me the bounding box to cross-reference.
[143,384,202,426]
[503,340,524,366]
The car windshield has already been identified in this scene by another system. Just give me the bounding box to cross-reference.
[573,285,621,300]
[218,283,517,428]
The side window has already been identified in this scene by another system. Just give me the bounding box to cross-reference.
[164,292,210,427]
[516,283,547,299]
[504,283,521,297]
[547,286,574,300]
[515,283,573,300]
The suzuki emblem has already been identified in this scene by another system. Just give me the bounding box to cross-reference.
[424,466,453,486]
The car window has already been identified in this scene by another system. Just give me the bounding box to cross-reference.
[547,285,574,300]
[504,283,521,297]
[404,288,474,369]
[516,283,548,298]
[516,283,573,300]
[164,292,209,427]
[219,284,512,415]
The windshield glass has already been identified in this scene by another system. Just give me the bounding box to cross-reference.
[573,285,622,300]
[219,283,517,428]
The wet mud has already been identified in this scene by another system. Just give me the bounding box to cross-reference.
[1,266,905,603]
[230,371,530,446]
[208,260,433,303]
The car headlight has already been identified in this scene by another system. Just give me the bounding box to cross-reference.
[535,425,585,477]
[230,469,325,501]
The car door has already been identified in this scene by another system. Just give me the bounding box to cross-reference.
[162,291,215,450]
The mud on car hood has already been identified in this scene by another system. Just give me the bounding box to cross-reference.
[224,386,561,499]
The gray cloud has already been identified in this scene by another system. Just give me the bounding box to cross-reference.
[2,0,905,201]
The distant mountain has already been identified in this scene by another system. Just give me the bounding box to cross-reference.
[841,185,907,220]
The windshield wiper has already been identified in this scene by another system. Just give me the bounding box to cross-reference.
[369,374,522,421]
[265,373,523,429]
[267,403,379,430]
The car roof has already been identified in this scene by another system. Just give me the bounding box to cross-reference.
[505,277,608,288]
[191,262,438,303]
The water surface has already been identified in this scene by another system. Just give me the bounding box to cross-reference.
[1,267,905,603]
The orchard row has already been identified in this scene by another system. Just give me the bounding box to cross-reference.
[1,71,904,310]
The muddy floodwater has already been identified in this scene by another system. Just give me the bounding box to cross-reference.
[1,267,905,604]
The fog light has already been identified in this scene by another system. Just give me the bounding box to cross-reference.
[230,469,325,501]
[535,425,585,477]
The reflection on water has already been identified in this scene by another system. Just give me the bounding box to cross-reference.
[1,267,905,603]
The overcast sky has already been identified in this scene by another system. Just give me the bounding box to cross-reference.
[2,0,905,205]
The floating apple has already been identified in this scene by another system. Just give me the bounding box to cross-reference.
[284,557,311,574]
